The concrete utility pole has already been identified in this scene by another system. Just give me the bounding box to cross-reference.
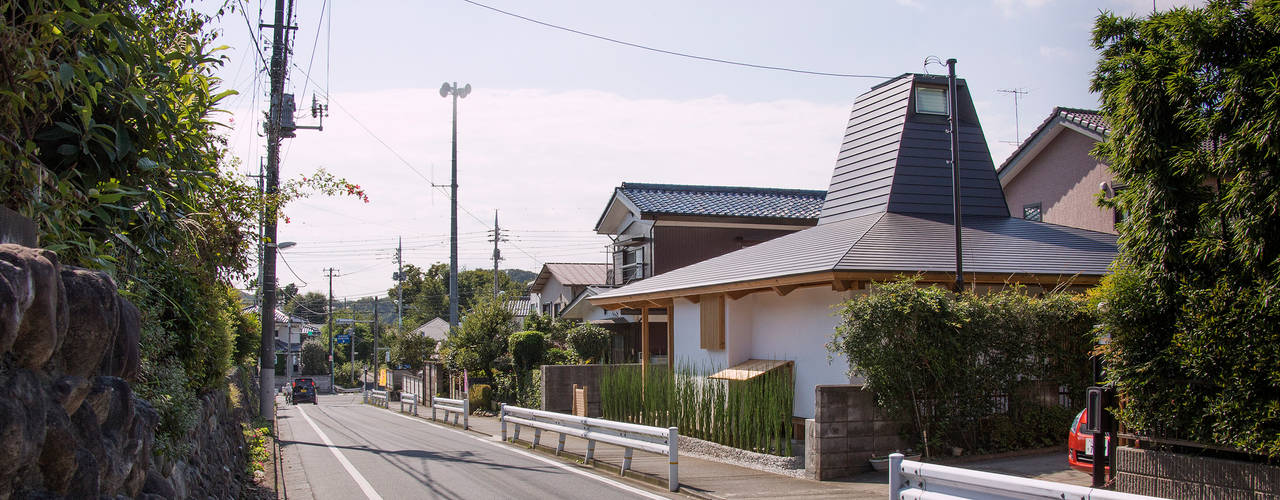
[489,210,504,301]
[258,0,288,419]
[324,267,338,392]
[395,237,403,332]
[947,58,964,292]
[440,82,471,335]
[372,296,380,389]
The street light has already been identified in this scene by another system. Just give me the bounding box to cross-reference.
[439,82,470,337]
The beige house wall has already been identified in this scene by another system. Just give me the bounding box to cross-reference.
[1003,129,1117,234]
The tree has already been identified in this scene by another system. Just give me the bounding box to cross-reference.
[393,263,529,328]
[300,339,328,376]
[508,330,547,372]
[1091,0,1280,457]
[286,291,328,324]
[566,323,611,363]
[278,283,300,308]
[443,296,514,376]
[389,329,437,372]
[523,312,577,347]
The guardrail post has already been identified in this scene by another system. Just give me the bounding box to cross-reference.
[668,427,678,492]
[500,404,507,442]
[585,439,595,463]
[462,391,469,430]
[431,397,437,422]
[889,452,903,499]
[532,428,542,449]
[622,447,633,476]
[556,433,566,456]
[513,423,521,443]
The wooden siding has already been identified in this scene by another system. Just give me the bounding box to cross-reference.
[653,225,802,275]
[699,294,725,349]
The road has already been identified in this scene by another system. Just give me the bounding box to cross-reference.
[276,393,666,500]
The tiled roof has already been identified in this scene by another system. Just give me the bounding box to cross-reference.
[1058,107,1110,136]
[591,212,1117,300]
[619,182,825,220]
[504,296,536,317]
[996,107,1110,180]
[530,263,610,292]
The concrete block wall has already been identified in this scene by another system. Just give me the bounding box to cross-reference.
[1116,446,1280,499]
[805,384,908,480]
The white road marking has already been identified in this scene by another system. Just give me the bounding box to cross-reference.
[380,409,667,500]
[296,405,386,500]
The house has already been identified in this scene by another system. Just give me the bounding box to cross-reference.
[409,317,450,345]
[580,183,826,363]
[530,263,610,318]
[588,73,1118,420]
[997,107,1117,234]
[503,295,537,329]
[243,305,321,381]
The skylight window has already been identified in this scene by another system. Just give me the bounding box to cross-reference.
[916,87,948,115]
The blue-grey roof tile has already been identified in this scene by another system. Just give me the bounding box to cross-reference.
[618,182,826,220]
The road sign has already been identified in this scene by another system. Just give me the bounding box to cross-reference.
[335,334,351,344]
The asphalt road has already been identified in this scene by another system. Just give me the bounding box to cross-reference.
[276,393,665,500]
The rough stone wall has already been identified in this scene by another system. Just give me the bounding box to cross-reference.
[1115,446,1280,499]
[0,243,256,499]
[805,384,907,480]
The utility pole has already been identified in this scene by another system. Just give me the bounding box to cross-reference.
[258,0,288,419]
[488,210,505,301]
[947,58,964,292]
[372,296,380,389]
[440,82,471,335]
[324,267,339,393]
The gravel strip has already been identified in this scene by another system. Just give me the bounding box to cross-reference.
[677,435,806,478]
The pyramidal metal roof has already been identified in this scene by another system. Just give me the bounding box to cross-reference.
[591,73,1117,303]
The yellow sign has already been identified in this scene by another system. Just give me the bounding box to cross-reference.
[378,367,388,387]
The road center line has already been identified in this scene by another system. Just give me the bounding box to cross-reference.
[296,405,385,500]
[380,408,666,500]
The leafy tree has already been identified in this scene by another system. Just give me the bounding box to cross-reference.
[523,312,577,347]
[278,283,300,308]
[443,296,514,376]
[508,330,547,372]
[286,291,328,324]
[393,263,528,328]
[1091,0,1280,457]
[389,328,437,372]
[231,307,261,366]
[566,323,611,363]
[300,339,328,376]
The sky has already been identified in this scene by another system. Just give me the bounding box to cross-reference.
[204,0,1202,303]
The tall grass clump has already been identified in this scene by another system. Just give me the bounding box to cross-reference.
[601,362,794,456]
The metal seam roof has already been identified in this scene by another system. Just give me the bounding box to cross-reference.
[617,182,826,220]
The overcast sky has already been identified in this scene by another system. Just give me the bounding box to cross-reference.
[206,0,1200,302]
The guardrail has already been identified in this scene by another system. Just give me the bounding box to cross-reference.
[499,404,679,492]
[431,393,469,430]
[364,389,388,408]
[888,453,1158,500]
[399,392,419,416]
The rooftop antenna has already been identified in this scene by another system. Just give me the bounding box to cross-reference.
[996,88,1029,146]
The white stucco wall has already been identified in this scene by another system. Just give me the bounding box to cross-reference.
[670,287,857,419]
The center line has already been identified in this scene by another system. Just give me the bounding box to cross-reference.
[296,405,385,500]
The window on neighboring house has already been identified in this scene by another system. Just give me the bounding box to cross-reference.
[621,248,645,282]
[1023,202,1043,222]
[916,87,948,115]
[541,303,550,315]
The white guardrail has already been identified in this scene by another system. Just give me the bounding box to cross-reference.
[364,389,388,408]
[431,393,469,430]
[499,404,679,492]
[888,453,1161,500]
[399,392,419,416]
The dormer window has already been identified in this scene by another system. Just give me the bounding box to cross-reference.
[915,87,948,115]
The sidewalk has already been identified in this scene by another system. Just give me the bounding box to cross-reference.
[396,404,889,499]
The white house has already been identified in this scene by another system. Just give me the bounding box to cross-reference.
[589,73,1118,419]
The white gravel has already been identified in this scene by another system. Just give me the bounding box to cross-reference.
[677,435,806,478]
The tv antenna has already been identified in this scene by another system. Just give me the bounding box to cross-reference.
[997,88,1029,146]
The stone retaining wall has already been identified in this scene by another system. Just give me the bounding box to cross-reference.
[1115,446,1280,498]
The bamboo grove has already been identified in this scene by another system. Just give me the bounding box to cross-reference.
[601,363,795,456]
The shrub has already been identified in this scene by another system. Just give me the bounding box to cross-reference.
[469,384,493,413]
[828,277,1093,455]
[543,347,579,366]
[566,323,611,363]
[301,339,328,375]
[508,330,547,372]
[134,323,200,460]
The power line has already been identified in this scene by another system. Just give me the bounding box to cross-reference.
[460,0,894,79]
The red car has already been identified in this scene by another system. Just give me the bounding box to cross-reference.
[1067,409,1109,473]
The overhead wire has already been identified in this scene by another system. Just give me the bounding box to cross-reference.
[459,0,894,79]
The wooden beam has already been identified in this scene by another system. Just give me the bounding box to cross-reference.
[641,307,650,377]
[773,285,798,296]
[832,279,852,291]
[726,289,756,300]
[685,295,701,304]
[667,305,675,374]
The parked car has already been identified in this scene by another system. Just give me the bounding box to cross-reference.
[292,378,318,404]
[1067,409,1109,473]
